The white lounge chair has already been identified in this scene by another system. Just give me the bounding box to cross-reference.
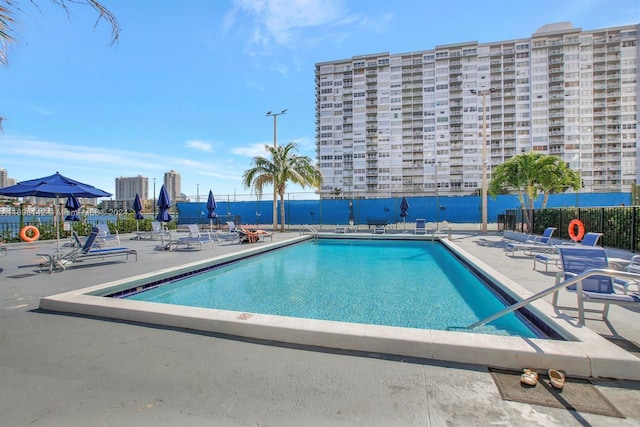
[173,224,216,251]
[95,223,120,247]
[414,219,427,235]
[504,227,556,256]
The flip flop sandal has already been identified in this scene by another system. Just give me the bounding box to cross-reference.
[520,368,538,386]
[548,369,565,390]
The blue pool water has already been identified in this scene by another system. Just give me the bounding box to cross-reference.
[127,239,539,337]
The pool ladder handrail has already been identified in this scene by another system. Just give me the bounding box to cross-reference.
[300,224,318,239]
[466,268,640,330]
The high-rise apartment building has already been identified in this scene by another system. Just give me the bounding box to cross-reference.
[164,170,181,204]
[115,175,148,201]
[0,168,7,188]
[315,22,639,199]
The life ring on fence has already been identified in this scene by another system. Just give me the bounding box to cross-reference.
[20,225,40,242]
[568,219,585,242]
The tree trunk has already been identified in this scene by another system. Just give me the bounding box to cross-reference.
[279,192,286,232]
[272,188,278,232]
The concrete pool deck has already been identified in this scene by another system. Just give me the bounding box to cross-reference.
[1,226,640,426]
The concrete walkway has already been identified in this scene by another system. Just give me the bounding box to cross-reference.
[1,228,639,426]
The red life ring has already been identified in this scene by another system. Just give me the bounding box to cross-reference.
[20,225,40,242]
[568,219,585,242]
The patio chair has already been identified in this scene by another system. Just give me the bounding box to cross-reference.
[552,246,640,325]
[414,219,427,235]
[626,255,640,274]
[504,227,556,256]
[173,224,216,251]
[218,221,249,243]
[533,232,604,272]
[146,221,172,243]
[62,228,137,265]
[95,223,120,247]
[373,225,386,234]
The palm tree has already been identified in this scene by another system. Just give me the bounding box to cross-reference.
[243,142,322,232]
[489,152,579,230]
[1,1,119,66]
[537,159,581,207]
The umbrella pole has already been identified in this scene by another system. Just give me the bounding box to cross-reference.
[55,196,60,251]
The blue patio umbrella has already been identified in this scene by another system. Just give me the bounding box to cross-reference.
[64,194,82,222]
[0,172,111,250]
[156,185,173,223]
[206,190,217,231]
[133,193,144,232]
[400,196,410,230]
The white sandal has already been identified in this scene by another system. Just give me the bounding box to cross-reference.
[520,368,538,386]
[548,369,565,390]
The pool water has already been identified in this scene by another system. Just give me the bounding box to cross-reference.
[127,239,539,337]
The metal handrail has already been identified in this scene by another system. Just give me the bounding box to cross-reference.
[466,268,639,330]
[300,224,318,236]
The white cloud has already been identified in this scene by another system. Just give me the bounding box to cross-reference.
[231,142,271,157]
[185,140,213,152]
[232,0,354,49]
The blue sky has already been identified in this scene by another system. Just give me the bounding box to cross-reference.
[1,0,638,201]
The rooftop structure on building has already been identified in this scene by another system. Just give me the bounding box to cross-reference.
[315,22,639,199]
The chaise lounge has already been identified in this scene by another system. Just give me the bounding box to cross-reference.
[533,232,603,272]
[60,228,137,267]
[504,227,556,256]
[172,224,216,250]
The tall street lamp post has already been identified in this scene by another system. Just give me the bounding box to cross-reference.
[470,88,495,234]
[153,178,156,217]
[266,109,287,231]
[434,160,440,229]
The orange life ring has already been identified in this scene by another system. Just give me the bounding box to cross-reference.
[568,219,585,242]
[20,225,40,242]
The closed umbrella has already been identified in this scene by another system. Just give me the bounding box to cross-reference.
[64,194,81,222]
[156,185,172,223]
[206,190,217,232]
[400,196,410,231]
[133,194,144,232]
[0,172,111,250]
[348,200,354,226]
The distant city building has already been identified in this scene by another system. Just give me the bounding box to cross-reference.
[315,22,639,199]
[0,168,7,188]
[115,175,149,201]
[164,170,182,203]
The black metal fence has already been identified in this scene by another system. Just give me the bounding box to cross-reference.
[501,206,638,252]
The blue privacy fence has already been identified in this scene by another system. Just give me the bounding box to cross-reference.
[175,192,631,227]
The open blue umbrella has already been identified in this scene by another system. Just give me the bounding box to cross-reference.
[64,194,82,222]
[133,193,144,233]
[400,196,410,230]
[206,190,217,231]
[156,185,172,223]
[0,172,111,249]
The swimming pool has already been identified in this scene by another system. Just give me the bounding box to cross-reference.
[42,233,640,380]
[124,239,540,338]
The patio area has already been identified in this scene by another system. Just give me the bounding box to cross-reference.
[1,226,639,426]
